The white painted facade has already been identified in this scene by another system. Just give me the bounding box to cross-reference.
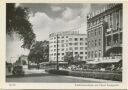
[49,31,87,62]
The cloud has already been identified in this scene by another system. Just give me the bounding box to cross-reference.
[29,4,91,41]
[51,6,62,11]
[80,4,91,17]
[62,7,74,21]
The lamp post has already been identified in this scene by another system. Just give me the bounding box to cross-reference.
[56,34,59,70]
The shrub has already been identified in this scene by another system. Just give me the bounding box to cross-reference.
[47,69,69,75]
[46,69,122,81]
[69,71,122,81]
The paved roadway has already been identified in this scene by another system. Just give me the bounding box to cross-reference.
[6,71,119,83]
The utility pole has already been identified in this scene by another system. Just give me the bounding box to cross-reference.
[56,34,59,70]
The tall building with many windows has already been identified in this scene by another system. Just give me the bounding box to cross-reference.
[87,4,122,61]
[49,31,87,62]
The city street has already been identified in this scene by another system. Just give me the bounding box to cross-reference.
[6,70,120,83]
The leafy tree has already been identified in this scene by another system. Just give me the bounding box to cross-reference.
[28,40,49,69]
[6,3,35,49]
[64,52,74,65]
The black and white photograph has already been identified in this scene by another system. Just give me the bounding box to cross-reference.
[6,3,123,84]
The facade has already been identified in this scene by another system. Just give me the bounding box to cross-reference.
[87,4,122,61]
[49,31,87,62]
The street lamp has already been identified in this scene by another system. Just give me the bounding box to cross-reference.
[56,34,59,70]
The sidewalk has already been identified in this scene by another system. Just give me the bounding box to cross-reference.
[24,69,46,74]
[64,76,121,83]
[6,68,47,76]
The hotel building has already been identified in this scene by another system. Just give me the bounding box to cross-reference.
[87,4,122,61]
[49,31,87,62]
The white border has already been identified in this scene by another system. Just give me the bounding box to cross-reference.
[0,0,128,89]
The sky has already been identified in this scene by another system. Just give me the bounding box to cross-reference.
[6,3,107,63]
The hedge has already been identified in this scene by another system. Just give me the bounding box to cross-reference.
[69,71,122,81]
[47,69,69,75]
[46,69,122,81]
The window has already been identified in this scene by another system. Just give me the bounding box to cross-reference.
[80,52,83,54]
[88,31,90,37]
[95,29,97,36]
[62,57,64,60]
[75,52,78,54]
[69,38,72,41]
[80,38,83,41]
[69,43,72,45]
[80,42,83,45]
[69,47,72,50]
[85,52,87,54]
[54,49,56,51]
[95,40,97,46]
[61,44,64,47]
[74,42,78,45]
[99,28,101,35]
[61,36,64,38]
[54,53,56,55]
[74,38,78,41]
[61,48,64,51]
[99,50,101,57]
[95,51,97,58]
[66,36,68,38]
[75,47,78,50]
[80,56,83,59]
[91,51,93,58]
[88,41,90,47]
[85,43,87,45]
[85,47,87,50]
[120,33,122,43]
[80,47,83,50]
[107,36,111,46]
[66,44,68,47]
[61,40,64,43]
[88,51,90,58]
[92,40,94,47]
[62,53,64,55]
[54,45,56,47]
[99,39,101,46]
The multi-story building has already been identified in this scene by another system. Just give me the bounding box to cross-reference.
[87,4,122,61]
[49,31,87,62]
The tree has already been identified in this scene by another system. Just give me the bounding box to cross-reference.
[6,3,35,49]
[64,52,74,65]
[28,40,49,69]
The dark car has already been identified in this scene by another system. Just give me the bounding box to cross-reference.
[12,65,25,76]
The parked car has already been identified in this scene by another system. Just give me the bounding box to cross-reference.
[12,65,25,76]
